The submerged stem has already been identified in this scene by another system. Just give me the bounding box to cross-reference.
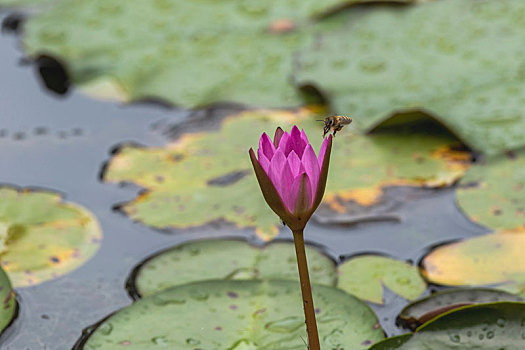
[292,229,320,350]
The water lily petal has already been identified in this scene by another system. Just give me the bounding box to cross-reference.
[312,135,332,213]
[288,173,312,214]
[302,144,320,197]
[288,125,306,158]
[280,162,294,202]
[273,127,284,149]
[249,148,294,226]
[287,150,301,177]
[318,136,330,169]
[300,129,310,145]
[277,132,289,152]
[257,148,271,173]
[269,150,286,191]
[259,132,275,160]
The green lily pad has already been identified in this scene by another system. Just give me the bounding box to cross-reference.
[131,239,337,298]
[81,279,384,350]
[337,255,426,304]
[421,230,525,289]
[0,187,102,287]
[19,0,424,107]
[19,0,364,108]
[369,335,412,350]
[104,109,469,240]
[0,0,413,10]
[0,0,47,6]
[371,302,525,350]
[398,288,524,331]
[0,266,16,335]
[456,152,525,231]
[296,0,525,155]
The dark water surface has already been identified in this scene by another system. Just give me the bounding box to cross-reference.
[0,12,487,350]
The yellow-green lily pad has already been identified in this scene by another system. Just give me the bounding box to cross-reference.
[0,266,16,336]
[104,109,470,241]
[456,152,525,231]
[421,230,525,290]
[296,0,525,155]
[131,239,337,298]
[0,187,102,287]
[81,280,385,350]
[370,302,525,350]
[337,255,426,304]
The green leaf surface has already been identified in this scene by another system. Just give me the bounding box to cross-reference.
[1,0,414,11]
[296,0,525,155]
[369,335,412,350]
[19,0,370,108]
[133,239,337,297]
[104,109,469,240]
[371,302,525,350]
[337,255,426,304]
[0,0,49,6]
[83,279,384,350]
[0,187,102,287]
[421,230,525,289]
[398,288,524,331]
[0,266,16,335]
[456,152,525,231]
[19,0,424,107]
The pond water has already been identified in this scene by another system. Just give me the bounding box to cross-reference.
[0,11,488,350]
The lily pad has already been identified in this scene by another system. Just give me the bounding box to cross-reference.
[296,0,525,155]
[104,109,469,240]
[18,0,425,107]
[0,0,48,6]
[370,302,525,349]
[0,187,102,287]
[131,239,337,298]
[456,152,525,231]
[398,288,524,330]
[337,255,426,304]
[19,0,371,108]
[80,279,384,350]
[421,230,525,290]
[0,266,16,335]
[369,335,412,349]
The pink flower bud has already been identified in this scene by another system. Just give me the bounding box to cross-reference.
[249,126,332,230]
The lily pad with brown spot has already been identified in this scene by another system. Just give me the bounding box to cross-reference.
[0,187,102,287]
[398,288,524,331]
[370,302,525,350]
[80,280,385,350]
[0,266,16,335]
[130,238,337,298]
[337,255,426,304]
[104,109,470,241]
[456,152,525,231]
[421,230,525,291]
[296,0,525,156]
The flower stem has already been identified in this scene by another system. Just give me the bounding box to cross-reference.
[292,229,320,350]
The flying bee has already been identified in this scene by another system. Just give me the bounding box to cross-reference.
[318,116,353,137]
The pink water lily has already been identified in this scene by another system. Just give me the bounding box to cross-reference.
[249,125,332,231]
[249,125,333,350]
